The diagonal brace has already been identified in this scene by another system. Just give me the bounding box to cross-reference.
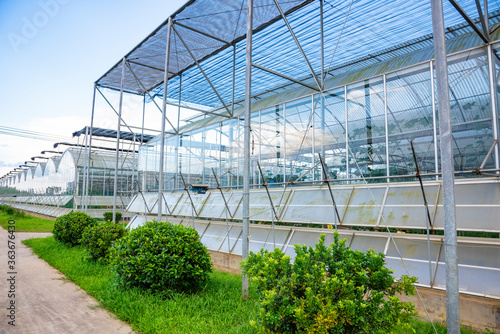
[257,161,279,221]
[273,0,322,90]
[318,153,342,230]
[125,61,179,134]
[448,0,489,43]
[252,63,320,91]
[172,24,233,117]
[212,168,233,218]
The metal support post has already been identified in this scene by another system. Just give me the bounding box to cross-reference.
[82,126,89,213]
[431,0,460,332]
[242,0,253,299]
[487,44,500,170]
[430,61,439,180]
[113,58,126,224]
[320,0,324,89]
[85,83,97,211]
[158,17,173,222]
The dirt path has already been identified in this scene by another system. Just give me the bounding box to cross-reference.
[0,228,134,334]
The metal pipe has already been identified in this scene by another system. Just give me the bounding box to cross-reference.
[85,83,97,211]
[158,17,173,222]
[242,0,253,299]
[113,58,126,224]
[431,0,460,332]
[487,44,500,170]
[82,126,89,213]
[272,0,321,90]
[320,0,324,89]
[430,61,439,181]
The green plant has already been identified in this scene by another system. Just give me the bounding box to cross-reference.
[103,211,122,222]
[52,212,96,246]
[241,233,418,334]
[80,222,127,263]
[110,221,213,292]
[0,205,15,215]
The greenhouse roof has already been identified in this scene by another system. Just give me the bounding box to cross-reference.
[72,127,155,143]
[96,0,500,119]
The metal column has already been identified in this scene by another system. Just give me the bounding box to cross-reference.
[82,126,89,213]
[113,58,126,224]
[242,0,253,299]
[158,17,173,222]
[85,83,97,212]
[431,0,460,332]
[487,44,500,170]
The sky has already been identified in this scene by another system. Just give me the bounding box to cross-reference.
[0,0,186,178]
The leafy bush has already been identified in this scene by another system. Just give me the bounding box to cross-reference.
[0,205,15,215]
[53,212,96,246]
[241,233,418,334]
[80,222,127,263]
[103,211,122,222]
[110,221,213,292]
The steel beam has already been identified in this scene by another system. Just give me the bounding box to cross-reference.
[272,0,321,90]
[158,17,173,222]
[172,24,232,117]
[126,60,179,134]
[252,63,320,91]
[431,0,460,332]
[113,57,126,224]
[242,0,253,299]
[448,0,489,43]
[487,44,500,170]
[174,21,228,44]
[85,83,97,212]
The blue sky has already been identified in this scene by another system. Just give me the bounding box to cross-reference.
[0,0,185,176]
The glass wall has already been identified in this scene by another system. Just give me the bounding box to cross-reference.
[138,45,499,191]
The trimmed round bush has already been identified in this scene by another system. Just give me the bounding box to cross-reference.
[53,212,96,246]
[110,221,212,292]
[81,222,127,263]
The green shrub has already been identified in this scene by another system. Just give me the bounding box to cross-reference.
[241,233,418,334]
[81,222,127,263]
[103,211,122,222]
[53,212,96,246]
[110,221,213,292]
[0,205,15,215]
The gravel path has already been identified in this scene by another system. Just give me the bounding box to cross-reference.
[0,228,134,334]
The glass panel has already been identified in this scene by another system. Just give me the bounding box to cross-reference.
[347,77,387,182]
[259,105,285,185]
[436,47,494,173]
[386,62,435,180]
[285,97,314,183]
[314,88,347,182]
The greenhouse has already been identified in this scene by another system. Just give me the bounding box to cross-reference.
[1,0,500,329]
[0,145,137,218]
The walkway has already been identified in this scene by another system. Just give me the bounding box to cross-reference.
[0,228,133,334]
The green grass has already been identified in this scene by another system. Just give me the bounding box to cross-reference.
[396,318,492,333]
[23,236,259,334]
[0,211,54,232]
[23,236,492,334]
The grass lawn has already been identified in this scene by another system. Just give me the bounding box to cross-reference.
[23,236,490,334]
[0,211,54,232]
[23,236,259,334]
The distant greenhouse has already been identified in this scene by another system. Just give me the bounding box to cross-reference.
[0,147,136,218]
